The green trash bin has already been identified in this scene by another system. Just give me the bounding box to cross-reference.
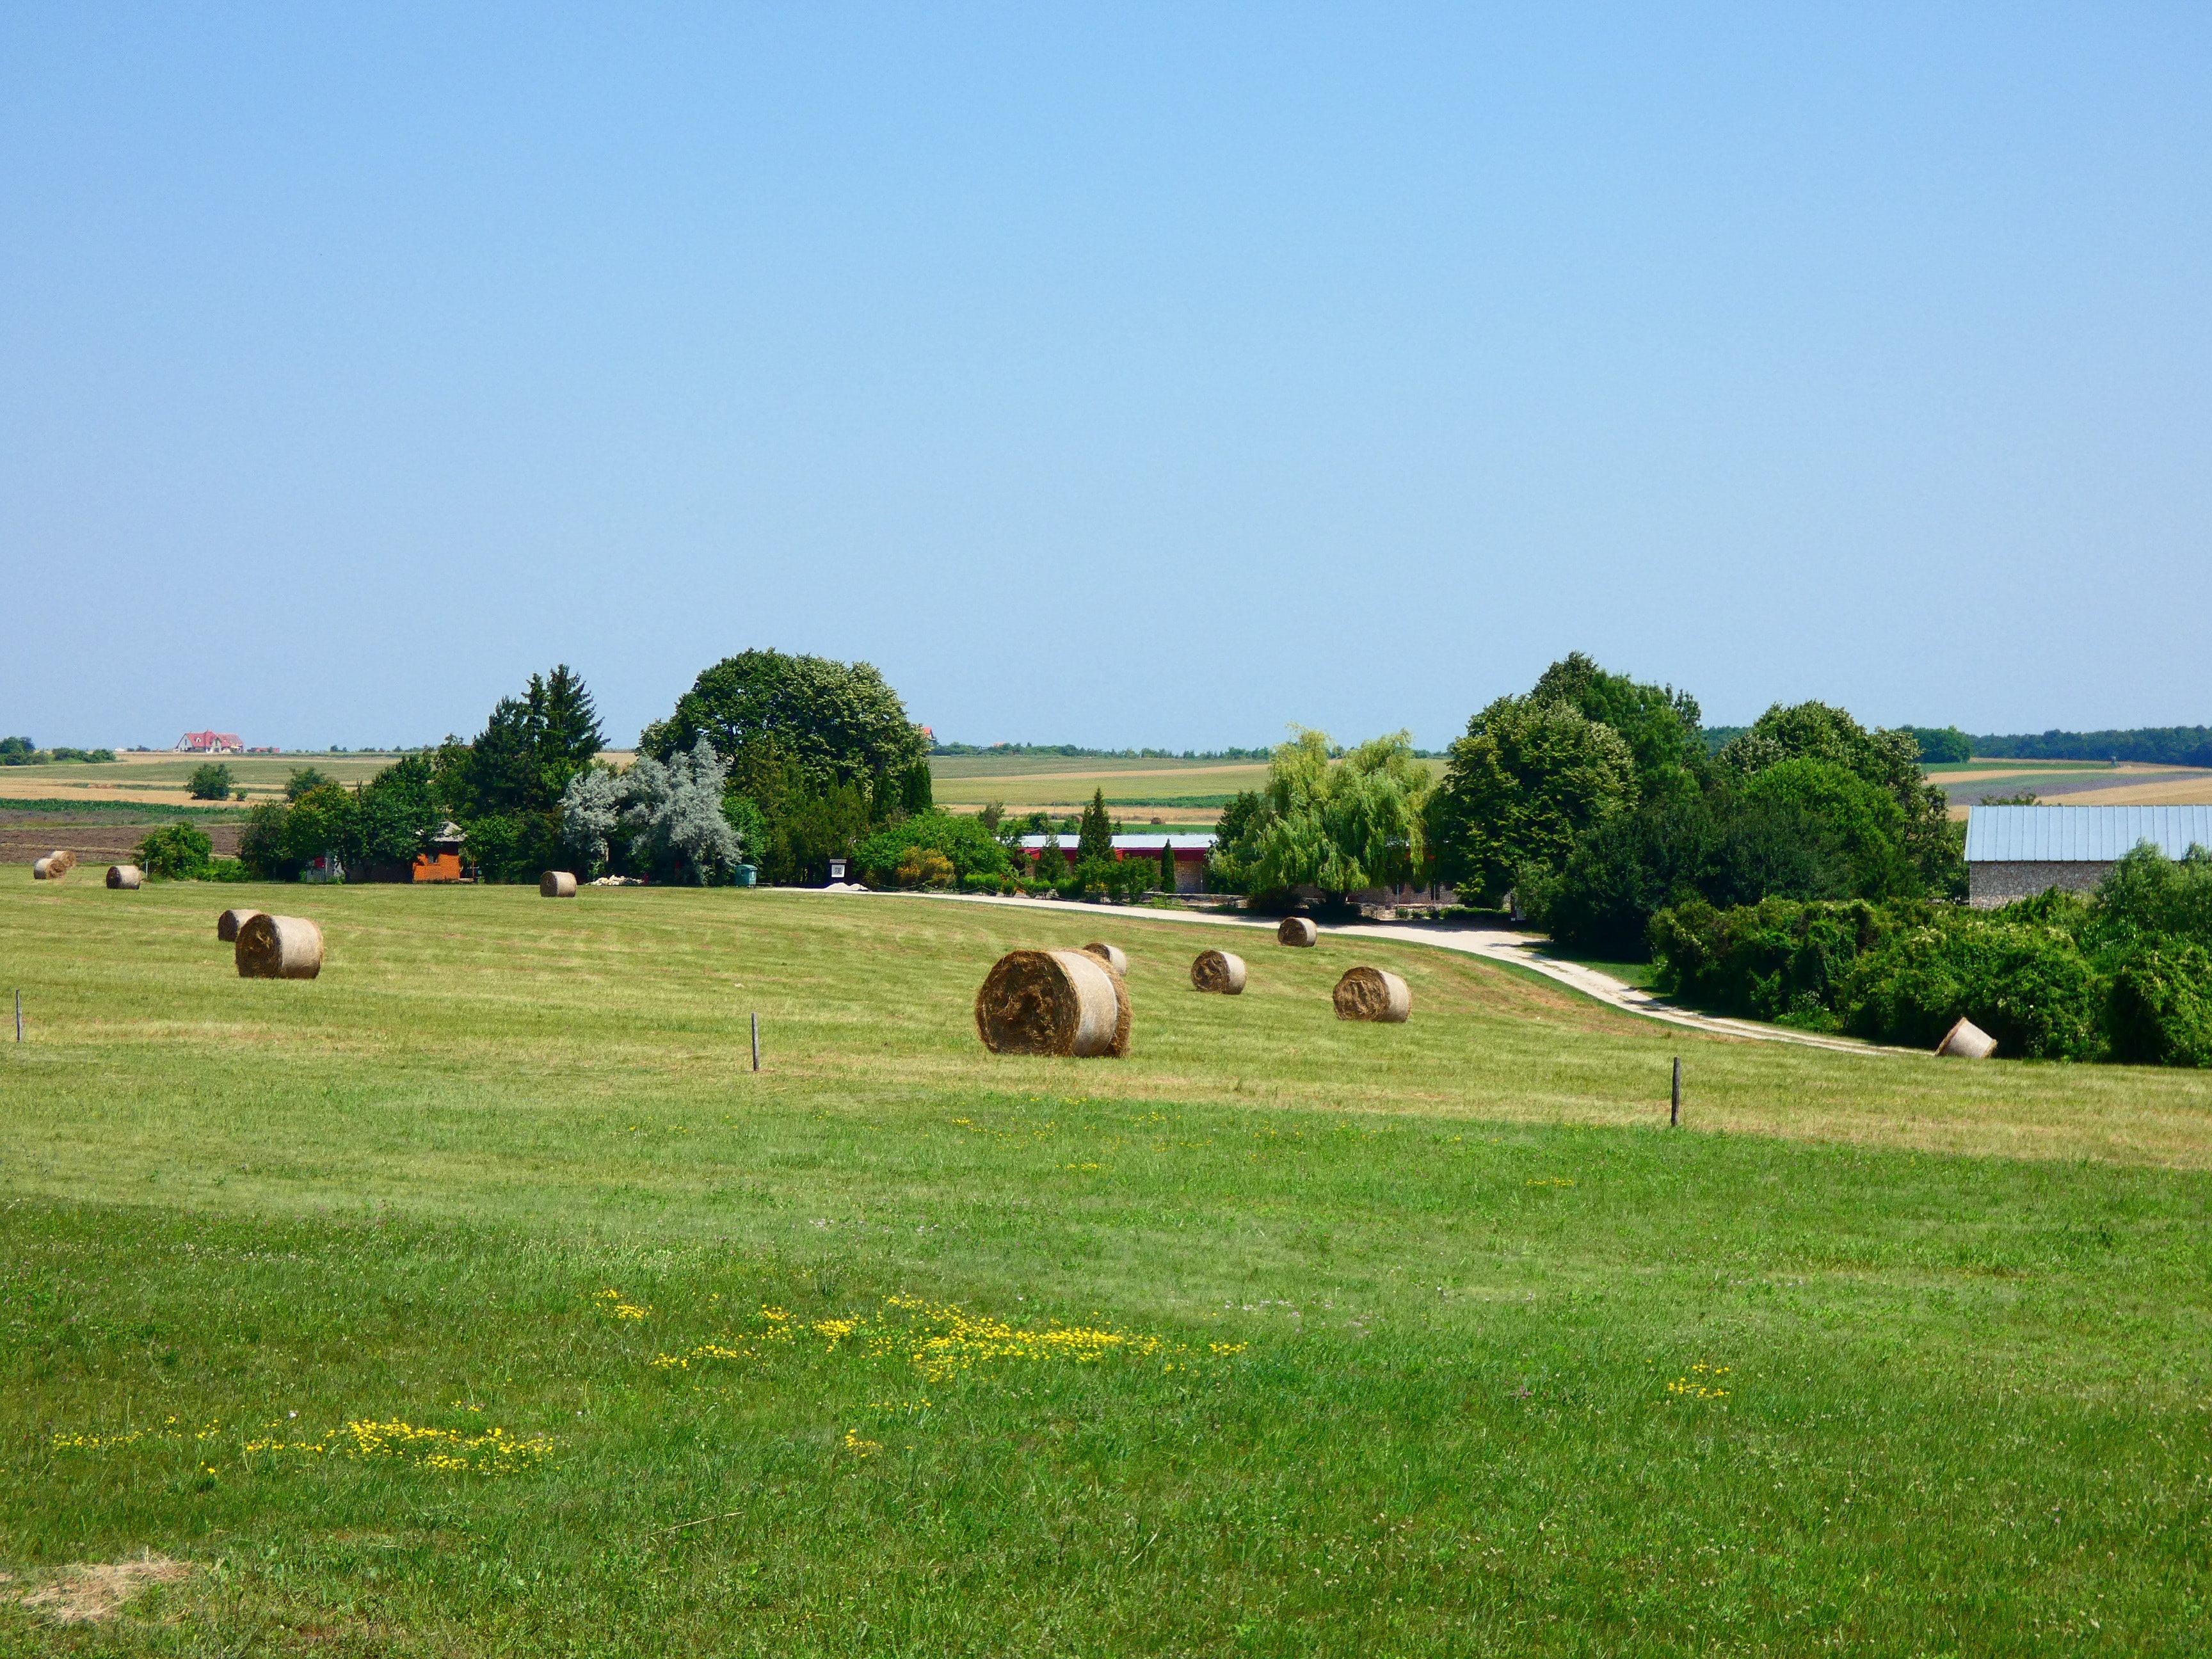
[733,863,757,888]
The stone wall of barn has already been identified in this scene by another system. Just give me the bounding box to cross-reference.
[1967,860,2113,908]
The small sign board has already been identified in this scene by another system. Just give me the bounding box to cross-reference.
[828,858,847,881]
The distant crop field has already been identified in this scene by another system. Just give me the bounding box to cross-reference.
[1928,760,2212,814]
[930,756,1448,824]
[1,750,412,806]
[3,878,2207,1651]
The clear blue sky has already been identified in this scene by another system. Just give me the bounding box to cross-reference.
[4,5,2208,752]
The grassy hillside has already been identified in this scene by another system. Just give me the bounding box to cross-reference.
[3,878,2208,1653]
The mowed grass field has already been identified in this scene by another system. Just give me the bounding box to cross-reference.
[3,878,2210,1655]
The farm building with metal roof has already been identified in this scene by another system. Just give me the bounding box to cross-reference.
[1964,805,2212,906]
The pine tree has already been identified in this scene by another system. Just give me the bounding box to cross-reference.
[1158,838,1176,893]
[1077,789,1115,865]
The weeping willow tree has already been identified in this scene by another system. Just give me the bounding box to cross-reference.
[1214,728,1432,903]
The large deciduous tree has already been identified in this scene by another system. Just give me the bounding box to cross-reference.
[1429,697,1636,904]
[640,650,926,788]
[1716,701,1959,894]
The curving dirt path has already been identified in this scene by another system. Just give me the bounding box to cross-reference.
[791,888,1908,1057]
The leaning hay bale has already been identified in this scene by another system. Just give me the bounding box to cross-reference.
[1278,916,1318,947]
[106,865,143,889]
[235,914,324,981]
[540,870,579,898]
[975,949,1131,1057]
[32,857,51,880]
[1082,941,1128,976]
[216,907,263,942]
[1935,1016,1997,1059]
[1333,966,1411,1023]
[47,849,76,876]
[1190,949,1247,995]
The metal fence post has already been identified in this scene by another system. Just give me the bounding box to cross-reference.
[1670,1057,1681,1126]
[751,1011,760,1073]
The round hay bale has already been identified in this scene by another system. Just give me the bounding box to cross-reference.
[1190,949,1247,995]
[1278,916,1318,947]
[32,857,51,880]
[540,870,579,898]
[216,907,264,943]
[975,949,1130,1057]
[47,849,76,877]
[1082,941,1128,977]
[1935,1016,1998,1059]
[235,914,324,981]
[106,865,143,889]
[1333,966,1411,1023]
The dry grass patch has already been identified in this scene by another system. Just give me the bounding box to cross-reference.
[10,1555,189,1624]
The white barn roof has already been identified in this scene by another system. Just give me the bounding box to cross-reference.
[1964,805,2212,863]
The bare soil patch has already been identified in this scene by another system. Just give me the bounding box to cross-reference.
[2,822,241,863]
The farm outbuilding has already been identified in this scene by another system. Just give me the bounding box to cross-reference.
[1018,833,1215,894]
[1964,804,2212,906]
[413,822,467,883]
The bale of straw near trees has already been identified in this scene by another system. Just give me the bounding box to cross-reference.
[540,870,579,897]
[106,865,142,889]
[1936,1016,1998,1059]
[216,908,264,942]
[235,914,324,980]
[1082,942,1128,976]
[974,949,1130,1057]
[1333,966,1411,1023]
[1190,949,1247,995]
[1278,916,1318,947]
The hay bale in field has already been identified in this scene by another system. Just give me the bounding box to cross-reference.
[1333,966,1411,1023]
[216,907,263,942]
[32,857,51,879]
[974,949,1131,1057]
[1082,941,1128,976]
[47,849,76,877]
[235,913,323,980]
[1278,916,1317,947]
[1190,949,1247,995]
[1935,1016,1997,1059]
[106,865,142,889]
[540,870,578,898]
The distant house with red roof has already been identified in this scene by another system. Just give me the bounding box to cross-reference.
[175,731,244,753]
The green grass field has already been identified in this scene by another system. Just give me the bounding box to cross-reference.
[4,876,2209,1654]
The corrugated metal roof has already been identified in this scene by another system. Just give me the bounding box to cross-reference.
[1964,805,2212,863]
[1018,833,1217,851]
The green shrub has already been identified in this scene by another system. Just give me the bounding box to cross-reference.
[2088,844,2212,952]
[854,810,1011,887]
[1836,920,2105,1059]
[1647,897,1890,1025]
[187,762,234,801]
[206,857,255,883]
[2105,940,2212,1067]
[136,822,214,879]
